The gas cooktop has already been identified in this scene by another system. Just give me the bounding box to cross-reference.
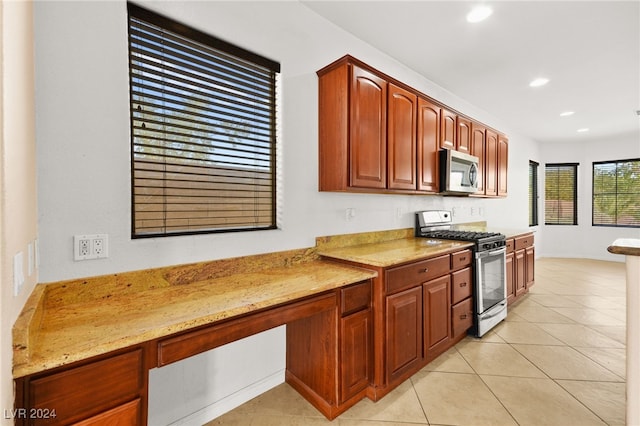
[415,210,506,251]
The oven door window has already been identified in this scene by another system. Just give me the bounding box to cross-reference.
[477,249,506,314]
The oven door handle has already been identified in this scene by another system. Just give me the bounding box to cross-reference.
[480,301,507,320]
[475,246,506,259]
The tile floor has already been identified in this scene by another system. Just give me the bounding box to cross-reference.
[206,258,627,425]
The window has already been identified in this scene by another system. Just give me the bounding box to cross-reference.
[529,161,539,226]
[545,163,578,225]
[127,4,280,237]
[593,159,640,227]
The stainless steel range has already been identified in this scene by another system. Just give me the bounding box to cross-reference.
[415,210,507,337]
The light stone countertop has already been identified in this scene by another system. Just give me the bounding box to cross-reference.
[318,238,474,267]
[13,226,535,379]
[12,255,376,379]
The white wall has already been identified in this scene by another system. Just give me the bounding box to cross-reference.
[31,1,537,424]
[1,1,38,424]
[538,133,640,261]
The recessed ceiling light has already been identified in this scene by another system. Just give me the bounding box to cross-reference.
[529,78,549,88]
[560,111,575,117]
[467,5,493,23]
[577,128,590,133]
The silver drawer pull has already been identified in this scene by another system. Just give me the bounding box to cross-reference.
[419,268,429,273]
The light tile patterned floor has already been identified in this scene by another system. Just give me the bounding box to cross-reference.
[206,258,627,425]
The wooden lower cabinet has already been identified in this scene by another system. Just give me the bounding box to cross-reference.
[515,249,527,297]
[506,233,535,305]
[385,286,423,383]
[423,276,451,362]
[525,246,535,289]
[286,282,372,419]
[506,251,516,304]
[15,348,147,426]
[340,309,372,403]
[73,399,140,426]
[377,249,473,396]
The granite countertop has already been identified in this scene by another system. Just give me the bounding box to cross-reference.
[318,238,474,267]
[12,226,535,379]
[608,238,640,256]
[12,251,376,379]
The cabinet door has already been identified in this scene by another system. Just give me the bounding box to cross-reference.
[525,246,535,289]
[471,122,486,195]
[350,65,387,189]
[485,130,498,196]
[498,134,509,196]
[423,276,451,362]
[417,97,440,192]
[340,309,372,403]
[387,83,417,190]
[515,250,526,297]
[386,287,422,383]
[440,107,457,150]
[456,116,471,154]
[506,252,515,305]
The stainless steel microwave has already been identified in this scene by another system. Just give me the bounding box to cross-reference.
[439,149,479,195]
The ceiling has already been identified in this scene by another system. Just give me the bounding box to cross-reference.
[301,1,640,145]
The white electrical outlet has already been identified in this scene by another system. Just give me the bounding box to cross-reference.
[74,234,109,261]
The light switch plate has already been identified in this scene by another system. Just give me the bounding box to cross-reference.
[14,252,25,296]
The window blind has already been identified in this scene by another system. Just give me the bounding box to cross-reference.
[529,161,539,226]
[127,3,280,237]
[593,159,640,227]
[545,163,578,225]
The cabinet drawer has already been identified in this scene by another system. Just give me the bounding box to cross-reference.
[451,298,473,337]
[72,398,140,426]
[451,249,472,270]
[341,280,371,316]
[386,255,450,294]
[451,267,473,305]
[506,238,514,253]
[30,349,143,425]
[514,234,534,250]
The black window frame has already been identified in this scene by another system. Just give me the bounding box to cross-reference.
[592,158,640,228]
[529,160,539,226]
[544,163,578,225]
[127,3,280,238]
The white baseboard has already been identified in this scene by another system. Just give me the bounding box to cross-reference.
[167,370,285,426]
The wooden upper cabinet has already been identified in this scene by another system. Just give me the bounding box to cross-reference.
[456,116,471,154]
[350,65,388,189]
[387,83,417,190]
[317,55,507,197]
[470,121,486,195]
[417,97,440,192]
[497,134,508,196]
[485,129,498,196]
[440,108,457,150]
